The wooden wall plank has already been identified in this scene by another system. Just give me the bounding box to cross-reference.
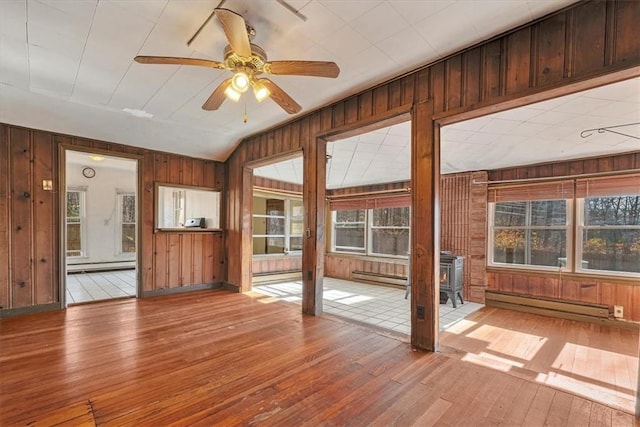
[141,152,155,292]
[445,56,462,111]
[505,28,532,94]
[535,13,567,87]
[571,1,606,76]
[0,126,10,309]
[10,127,33,308]
[612,0,640,66]
[32,131,56,304]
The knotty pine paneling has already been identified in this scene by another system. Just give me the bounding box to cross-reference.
[489,151,640,181]
[487,270,640,322]
[253,255,302,276]
[0,123,226,312]
[224,0,638,349]
[486,151,640,321]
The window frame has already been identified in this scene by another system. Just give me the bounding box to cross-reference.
[252,192,303,256]
[66,187,88,258]
[116,191,136,256]
[575,196,640,278]
[487,200,572,272]
[331,206,411,259]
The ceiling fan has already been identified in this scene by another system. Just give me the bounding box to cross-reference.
[134,8,340,115]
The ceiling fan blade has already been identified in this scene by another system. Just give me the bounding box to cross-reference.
[134,56,226,69]
[266,61,340,78]
[202,78,232,111]
[261,79,301,114]
[215,8,252,57]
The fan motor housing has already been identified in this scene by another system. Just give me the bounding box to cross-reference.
[224,44,267,73]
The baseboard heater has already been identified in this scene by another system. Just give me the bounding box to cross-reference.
[67,261,136,273]
[485,290,638,330]
[351,271,407,287]
[252,271,302,284]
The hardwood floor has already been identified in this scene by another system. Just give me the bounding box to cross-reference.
[1,290,637,426]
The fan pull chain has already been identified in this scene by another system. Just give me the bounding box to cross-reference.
[243,102,248,123]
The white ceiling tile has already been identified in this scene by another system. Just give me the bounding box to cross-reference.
[389,0,455,25]
[376,26,439,69]
[552,97,612,115]
[467,1,533,38]
[292,1,347,44]
[350,2,410,44]
[414,2,481,57]
[0,36,29,88]
[107,0,168,23]
[1,0,27,39]
[316,26,372,63]
[28,45,78,96]
[526,0,577,18]
[319,0,384,22]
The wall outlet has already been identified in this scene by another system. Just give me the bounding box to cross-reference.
[614,305,624,318]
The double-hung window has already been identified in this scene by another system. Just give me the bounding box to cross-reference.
[488,181,572,270]
[66,187,87,257]
[491,200,569,268]
[575,175,640,275]
[489,175,640,277]
[253,193,303,255]
[117,192,136,255]
[330,195,410,258]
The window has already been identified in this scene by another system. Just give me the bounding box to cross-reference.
[489,174,640,277]
[155,184,221,229]
[66,188,86,257]
[331,205,411,258]
[333,209,366,253]
[253,193,302,255]
[577,195,640,274]
[370,207,410,256]
[117,192,136,254]
[491,200,568,268]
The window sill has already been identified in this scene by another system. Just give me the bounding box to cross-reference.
[487,265,640,284]
[154,228,223,233]
[326,252,409,264]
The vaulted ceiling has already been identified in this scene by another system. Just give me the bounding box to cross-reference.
[1,0,579,162]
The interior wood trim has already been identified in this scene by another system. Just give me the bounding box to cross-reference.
[486,266,640,285]
[59,144,144,304]
[434,65,640,126]
[317,107,411,142]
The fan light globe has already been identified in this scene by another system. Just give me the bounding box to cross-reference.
[231,72,250,93]
[253,81,270,102]
[224,86,241,102]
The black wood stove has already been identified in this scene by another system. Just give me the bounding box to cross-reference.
[440,252,464,308]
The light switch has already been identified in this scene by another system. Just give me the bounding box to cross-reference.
[42,180,53,191]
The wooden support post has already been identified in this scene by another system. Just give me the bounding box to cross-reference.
[636,335,640,417]
[411,100,439,351]
[301,137,326,316]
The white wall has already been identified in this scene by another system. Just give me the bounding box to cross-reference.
[66,162,136,266]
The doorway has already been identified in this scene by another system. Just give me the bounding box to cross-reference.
[62,149,139,305]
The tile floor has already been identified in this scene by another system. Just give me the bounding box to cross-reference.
[66,269,137,304]
[252,277,484,334]
[65,271,483,335]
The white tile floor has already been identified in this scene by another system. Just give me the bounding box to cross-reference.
[66,269,137,304]
[252,277,484,334]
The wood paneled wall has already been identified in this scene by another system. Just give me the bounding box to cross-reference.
[0,124,226,312]
[324,254,408,281]
[486,150,640,322]
[145,152,225,292]
[441,172,488,303]
[486,270,640,321]
[488,150,640,181]
[226,0,639,350]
